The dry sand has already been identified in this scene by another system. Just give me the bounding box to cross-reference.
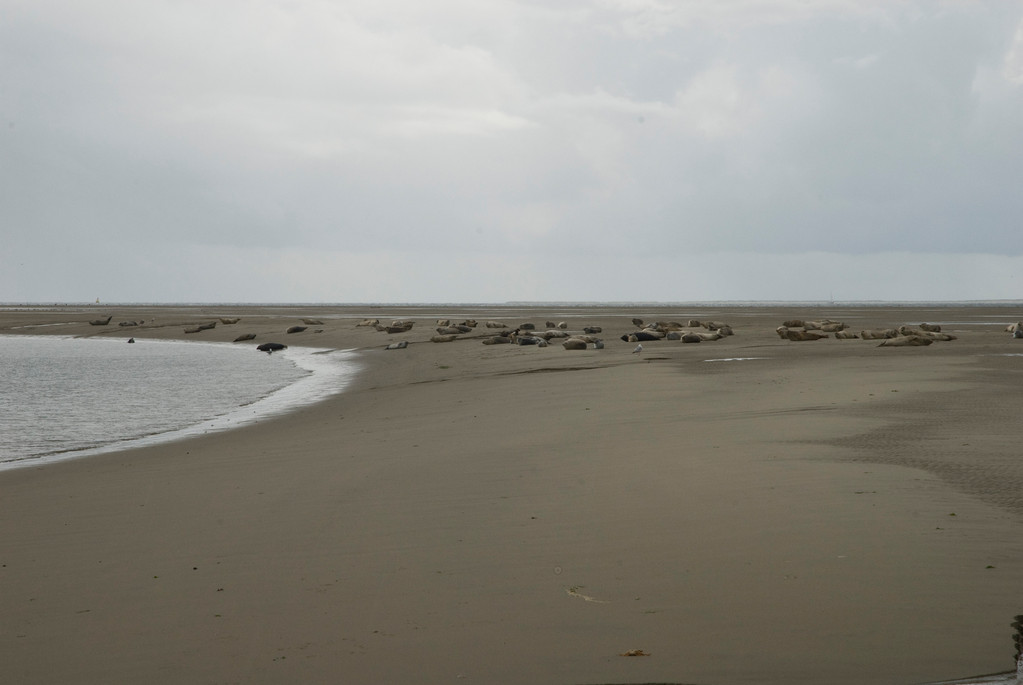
[1,303,1022,684]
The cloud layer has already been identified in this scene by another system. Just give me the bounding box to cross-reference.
[3,1,1022,302]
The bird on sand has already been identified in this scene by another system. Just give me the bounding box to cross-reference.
[633,344,643,354]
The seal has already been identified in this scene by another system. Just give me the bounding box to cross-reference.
[219,318,240,325]
[878,335,932,347]
[783,328,829,341]
[561,338,588,350]
[233,333,257,342]
[301,319,323,325]
[256,342,287,354]
[860,328,897,340]
[286,326,307,334]
[385,341,408,350]
[620,331,663,342]
[89,316,112,326]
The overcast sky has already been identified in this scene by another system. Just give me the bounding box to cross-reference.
[3,1,1023,303]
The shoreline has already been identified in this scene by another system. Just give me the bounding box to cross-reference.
[0,334,362,472]
[2,304,1022,684]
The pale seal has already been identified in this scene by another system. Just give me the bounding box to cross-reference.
[878,335,932,347]
[860,328,898,340]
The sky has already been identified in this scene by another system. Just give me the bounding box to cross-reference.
[3,0,1023,303]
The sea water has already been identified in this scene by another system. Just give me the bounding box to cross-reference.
[0,335,358,470]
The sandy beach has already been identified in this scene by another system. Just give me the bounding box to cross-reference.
[2,303,1021,684]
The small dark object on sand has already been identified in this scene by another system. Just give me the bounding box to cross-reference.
[256,342,287,354]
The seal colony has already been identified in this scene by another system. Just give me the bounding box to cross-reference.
[2,303,1022,685]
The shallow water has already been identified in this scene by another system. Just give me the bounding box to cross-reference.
[0,336,358,470]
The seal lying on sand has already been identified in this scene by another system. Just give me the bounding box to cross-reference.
[89,316,112,326]
[621,331,664,342]
[387,322,414,334]
[777,327,828,341]
[256,342,287,354]
[437,325,472,335]
[860,328,898,340]
[286,326,307,334]
[878,335,933,347]
[233,333,257,342]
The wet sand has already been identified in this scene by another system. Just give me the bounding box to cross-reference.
[1,303,1022,684]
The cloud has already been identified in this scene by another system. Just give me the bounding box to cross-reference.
[3,0,1023,302]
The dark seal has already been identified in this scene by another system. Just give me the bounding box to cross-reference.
[256,342,288,354]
